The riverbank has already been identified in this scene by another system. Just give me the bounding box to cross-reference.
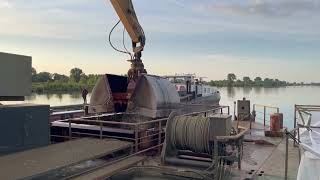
[208,73,319,87]
[32,82,95,93]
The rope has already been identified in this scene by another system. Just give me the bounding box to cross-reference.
[170,116,211,154]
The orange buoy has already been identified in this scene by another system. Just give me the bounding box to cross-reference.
[270,113,283,132]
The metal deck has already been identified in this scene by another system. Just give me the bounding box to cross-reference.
[72,156,146,180]
[232,121,300,180]
[0,138,132,180]
[139,120,300,180]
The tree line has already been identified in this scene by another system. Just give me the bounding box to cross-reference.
[32,67,101,93]
[208,73,292,87]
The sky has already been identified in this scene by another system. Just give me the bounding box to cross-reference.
[0,0,320,82]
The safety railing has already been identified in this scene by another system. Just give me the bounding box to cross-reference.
[253,104,280,127]
[293,105,320,146]
[50,104,84,112]
[51,106,230,154]
[284,104,320,180]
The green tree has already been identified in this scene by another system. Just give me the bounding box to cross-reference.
[53,73,69,82]
[70,68,83,83]
[254,77,262,82]
[79,74,88,84]
[254,77,262,86]
[227,73,237,86]
[33,72,52,82]
[243,76,252,86]
[264,78,274,86]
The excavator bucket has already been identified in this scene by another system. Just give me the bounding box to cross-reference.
[89,74,180,118]
[127,75,180,118]
[89,74,128,114]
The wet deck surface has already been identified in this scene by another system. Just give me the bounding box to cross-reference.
[0,138,131,180]
[231,121,299,180]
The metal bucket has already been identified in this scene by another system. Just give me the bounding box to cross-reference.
[89,74,180,118]
[128,75,180,118]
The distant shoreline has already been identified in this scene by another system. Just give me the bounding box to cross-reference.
[31,82,320,94]
[32,82,95,93]
[207,73,319,88]
[208,84,320,88]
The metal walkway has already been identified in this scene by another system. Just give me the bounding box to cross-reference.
[0,138,132,180]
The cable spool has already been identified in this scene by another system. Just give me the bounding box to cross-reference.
[169,115,211,154]
[162,112,242,170]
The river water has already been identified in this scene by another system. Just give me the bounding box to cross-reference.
[217,86,320,129]
[3,86,320,129]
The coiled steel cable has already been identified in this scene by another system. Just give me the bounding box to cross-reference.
[170,116,211,154]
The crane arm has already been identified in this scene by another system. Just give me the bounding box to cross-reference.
[110,0,145,55]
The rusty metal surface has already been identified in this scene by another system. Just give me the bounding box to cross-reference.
[0,138,131,180]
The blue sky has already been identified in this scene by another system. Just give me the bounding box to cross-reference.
[0,0,320,82]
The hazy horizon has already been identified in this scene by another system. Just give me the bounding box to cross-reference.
[1,0,320,82]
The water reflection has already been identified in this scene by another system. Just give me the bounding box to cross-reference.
[263,87,281,95]
[253,87,262,94]
[4,86,320,129]
[227,87,235,98]
[243,87,252,95]
[56,94,63,100]
[70,93,81,99]
[13,93,92,106]
[46,93,54,99]
[25,94,36,101]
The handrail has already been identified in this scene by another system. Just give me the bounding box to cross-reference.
[52,105,231,154]
[253,104,280,127]
[254,104,279,110]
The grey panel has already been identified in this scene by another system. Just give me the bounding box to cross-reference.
[237,99,251,121]
[0,104,50,155]
[0,52,32,97]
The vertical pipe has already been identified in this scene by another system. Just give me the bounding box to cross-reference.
[238,139,242,170]
[264,106,266,127]
[251,105,255,131]
[158,121,162,154]
[68,120,72,140]
[234,101,236,121]
[297,125,301,148]
[298,143,301,163]
[135,125,139,152]
[214,140,219,178]
[285,130,289,180]
[294,105,297,147]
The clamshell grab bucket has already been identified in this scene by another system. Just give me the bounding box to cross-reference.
[88,75,115,114]
[89,74,128,114]
[128,75,180,118]
[89,74,180,118]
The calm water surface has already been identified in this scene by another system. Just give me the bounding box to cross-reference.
[4,86,320,128]
[217,86,320,128]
